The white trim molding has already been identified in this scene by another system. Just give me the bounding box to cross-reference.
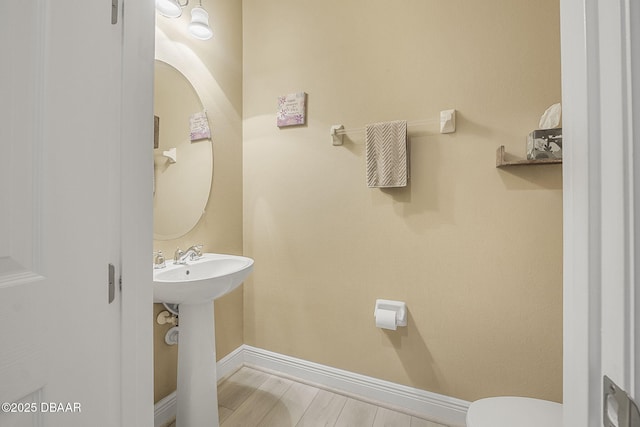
[154,345,469,427]
[243,345,469,427]
[153,391,177,427]
[215,345,246,382]
[561,0,640,425]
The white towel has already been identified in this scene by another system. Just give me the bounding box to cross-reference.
[365,120,408,188]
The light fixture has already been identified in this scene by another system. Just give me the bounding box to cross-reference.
[156,0,212,41]
[188,6,213,40]
[155,0,186,18]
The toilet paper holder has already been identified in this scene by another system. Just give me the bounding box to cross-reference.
[374,299,407,327]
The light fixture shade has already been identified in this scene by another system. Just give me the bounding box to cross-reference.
[156,0,182,18]
[188,7,213,40]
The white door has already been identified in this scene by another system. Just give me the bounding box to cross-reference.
[561,0,640,426]
[0,1,154,426]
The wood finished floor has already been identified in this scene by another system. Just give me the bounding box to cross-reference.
[166,367,448,427]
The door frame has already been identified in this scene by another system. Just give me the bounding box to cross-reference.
[560,0,599,424]
[119,0,155,425]
[119,0,640,425]
[561,0,639,425]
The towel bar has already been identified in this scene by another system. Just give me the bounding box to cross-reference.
[330,109,456,145]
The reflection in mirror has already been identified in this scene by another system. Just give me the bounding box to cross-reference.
[154,60,213,240]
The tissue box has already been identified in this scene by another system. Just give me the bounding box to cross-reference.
[527,128,562,160]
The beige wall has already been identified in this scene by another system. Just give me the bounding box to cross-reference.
[243,0,562,403]
[153,1,243,403]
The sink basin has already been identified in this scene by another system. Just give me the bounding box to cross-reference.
[152,252,254,426]
[153,253,254,304]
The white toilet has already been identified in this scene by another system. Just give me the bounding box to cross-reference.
[466,396,562,427]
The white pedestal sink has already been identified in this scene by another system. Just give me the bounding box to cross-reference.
[153,253,254,427]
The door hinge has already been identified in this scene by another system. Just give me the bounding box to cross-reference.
[111,0,118,24]
[604,376,640,427]
[108,264,116,304]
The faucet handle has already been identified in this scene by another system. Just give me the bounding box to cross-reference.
[194,244,203,257]
[174,248,184,264]
[153,251,166,269]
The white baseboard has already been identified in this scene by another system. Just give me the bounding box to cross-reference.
[153,391,176,427]
[154,345,469,427]
[215,345,245,382]
[243,345,469,427]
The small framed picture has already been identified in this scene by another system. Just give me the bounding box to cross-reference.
[190,111,211,141]
[277,92,307,127]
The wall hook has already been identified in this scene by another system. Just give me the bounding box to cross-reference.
[162,147,177,163]
[331,124,344,146]
[440,109,456,134]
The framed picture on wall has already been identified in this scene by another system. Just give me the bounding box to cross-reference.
[277,92,307,127]
[190,111,211,141]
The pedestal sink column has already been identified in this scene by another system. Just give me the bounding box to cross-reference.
[176,302,219,427]
[153,253,254,426]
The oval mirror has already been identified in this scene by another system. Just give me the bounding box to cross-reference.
[153,60,213,240]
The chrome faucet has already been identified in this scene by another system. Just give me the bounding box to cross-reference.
[174,244,203,264]
[153,251,166,269]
